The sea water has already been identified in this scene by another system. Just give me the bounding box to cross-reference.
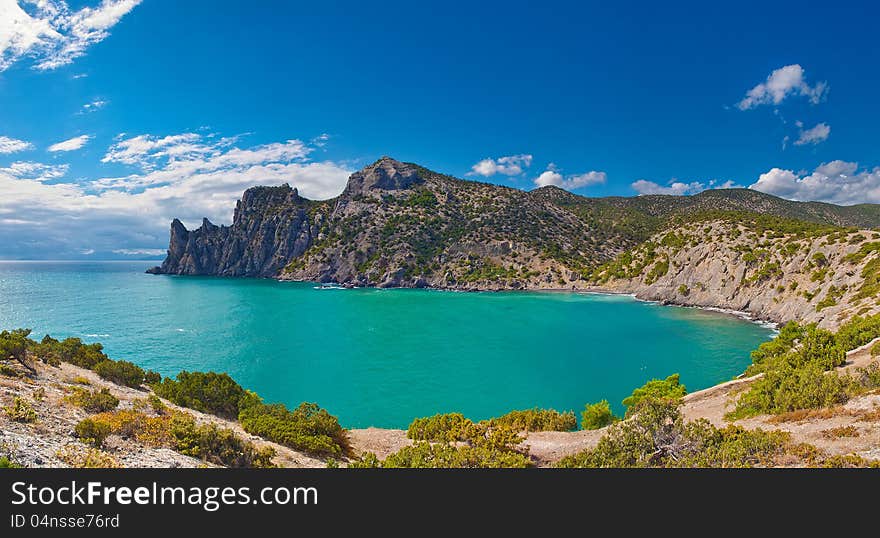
[0,261,773,428]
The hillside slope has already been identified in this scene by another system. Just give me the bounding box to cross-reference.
[595,220,880,329]
[150,156,880,294]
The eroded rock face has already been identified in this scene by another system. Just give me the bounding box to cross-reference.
[147,184,319,277]
[148,156,880,327]
[599,222,880,329]
[342,156,424,195]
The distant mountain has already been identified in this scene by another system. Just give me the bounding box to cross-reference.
[149,157,880,292]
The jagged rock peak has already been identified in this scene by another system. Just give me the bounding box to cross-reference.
[344,156,424,195]
[240,183,301,206]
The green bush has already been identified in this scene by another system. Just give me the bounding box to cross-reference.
[347,452,381,468]
[170,414,275,468]
[152,371,246,419]
[557,400,791,468]
[581,400,619,430]
[43,337,108,369]
[834,314,880,352]
[68,388,119,413]
[730,363,850,419]
[93,360,147,388]
[382,441,532,468]
[407,413,475,442]
[747,321,804,374]
[238,401,347,457]
[0,456,21,468]
[75,418,112,447]
[144,370,162,385]
[0,329,31,369]
[486,408,577,432]
[732,315,880,418]
[147,394,167,414]
[4,397,36,423]
[622,374,686,414]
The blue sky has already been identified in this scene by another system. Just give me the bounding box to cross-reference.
[0,0,878,259]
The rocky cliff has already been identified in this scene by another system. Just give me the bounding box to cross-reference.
[149,156,880,321]
[148,185,329,277]
[595,220,880,329]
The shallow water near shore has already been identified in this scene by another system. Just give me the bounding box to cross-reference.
[0,261,773,428]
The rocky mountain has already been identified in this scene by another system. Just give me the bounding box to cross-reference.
[148,185,331,277]
[595,220,880,329]
[149,156,880,302]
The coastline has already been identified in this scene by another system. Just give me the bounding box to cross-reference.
[283,274,782,331]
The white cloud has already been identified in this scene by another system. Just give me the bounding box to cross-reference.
[749,160,880,205]
[737,64,828,110]
[631,179,706,196]
[0,161,68,181]
[469,154,533,177]
[534,164,606,190]
[0,0,141,72]
[112,248,165,256]
[0,132,354,258]
[48,134,92,152]
[0,135,34,154]
[80,99,107,113]
[794,122,830,146]
[101,133,205,167]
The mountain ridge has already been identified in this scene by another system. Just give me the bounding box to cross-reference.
[148,157,880,304]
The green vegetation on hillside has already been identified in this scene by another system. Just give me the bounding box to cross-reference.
[581,400,619,430]
[622,374,686,415]
[730,314,880,419]
[557,399,796,468]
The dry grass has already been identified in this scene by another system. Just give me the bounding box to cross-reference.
[55,445,120,468]
[768,406,853,423]
[857,408,880,422]
[821,425,860,439]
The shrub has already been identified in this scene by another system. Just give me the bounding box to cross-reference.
[486,408,577,432]
[732,316,880,418]
[56,446,120,468]
[871,341,880,357]
[557,400,791,468]
[834,314,880,352]
[581,400,619,430]
[382,442,531,468]
[239,401,347,457]
[4,397,36,423]
[147,394,167,415]
[152,371,246,419]
[0,456,20,468]
[729,363,850,419]
[622,374,686,414]
[75,418,112,447]
[67,388,119,413]
[407,413,475,442]
[822,426,859,439]
[853,362,880,391]
[170,414,275,468]
[144,370,162,385]
[93,359,146,388]
[52,338,108,369]
[747,321,804,374]
[90,410,172,447]
[347,452,381,468]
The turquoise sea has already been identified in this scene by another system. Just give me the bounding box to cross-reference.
[0,261,773,428]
